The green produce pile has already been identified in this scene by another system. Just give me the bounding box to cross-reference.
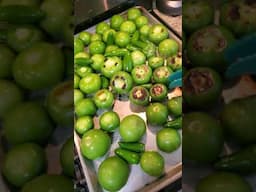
[74,7,182,191]
[183,0,256,191]
[0,0,73,191]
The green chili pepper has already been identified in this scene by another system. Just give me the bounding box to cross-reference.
[104,48,128,57]
[123,52,133,72]
[115,148,141,164]
[126,44,141,52]
[132,40,156,58]
[0,5,45,24]
[118,142,145,152]
[141,83,153,89]
[164,117,182,129]
[101,76,109,89]
[214,144,256,174]
[74,58,93,66]
[131,30,140,43]
[106,31,115,45]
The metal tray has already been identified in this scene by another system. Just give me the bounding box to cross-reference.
[74,6,182,192]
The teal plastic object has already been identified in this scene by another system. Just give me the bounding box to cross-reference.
[224,33,256,78]
[168,69,182,89]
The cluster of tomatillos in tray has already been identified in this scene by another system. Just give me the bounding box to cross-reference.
[0,0,74,192]
[183,0,256,191]
[74,7,182,191]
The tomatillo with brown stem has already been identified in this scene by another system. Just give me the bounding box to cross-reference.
[131,64,152,85]
[129,86,150,106]
[183,67,222,109]
[110,71,133,94]
[149,83,168,101]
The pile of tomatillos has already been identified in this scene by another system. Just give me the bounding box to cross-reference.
[0,0,73,191]
[74,7,182,191]
[183,0,256,191]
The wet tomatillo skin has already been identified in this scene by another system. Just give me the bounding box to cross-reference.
[149,83,168,101]
[153,66,172,85]
[110,71,133,94]
[183,67,222,109]
[220,0,256,37]
[187,25,235,72]
[131,64,152,85]
[93,89,114,109]
[129,86,150,106]
[183,0,214,34]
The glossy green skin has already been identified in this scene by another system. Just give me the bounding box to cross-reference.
[132,64,152,85]
[79,31,91,45]
[75,116,94,135]
[146,103,168,126]
[0,45,15,78]
[153,66,172,84]
[98,156,130,191]
[105,45,118,53]
[119,114,146,142]
[91,54,105,71]
[75,66,93,78]
[148,24,169,45]
[60,137,74,178]
[115,31,131,48]
[148,56,164,69]
[131,50,146,66]
[81,129,111,160]
[103,29,116,43]
[93,89,114,109]
[74,89,84,105]
[110,15,124,30]
[100,111,120,132]
[21,175,73,192]
[220,0,256,37]
[74,74,80,88]
[187,25,235,72]
[0,80,23,118]
[3,102,54,145]
[167,96,182,117]
[0,0,41,7]
[168,53,182,71]
[140,151,164,177]
[75,98,97,117]
[3,143,46,187]
[158,39,179,58]
[221,96,256,144]
[7,25,44,52]
[89,40,105,55]
[157,128,181,153]
[101,56,122,78]
[79,73,101,94]
[129,86,150,106]
[74,38,84,54]
[120,20,136,34]
[101,76,110,89]
[135,15,148,28]
[46,80,73,127]
[150,83,168,101]
[110,71,133,94]
[75,52,90,60]
[96,22,110,35]
[183,112,224,163]
[183,1,214,34]
[13,42,64,90]
[140,24,150,37]
[91,33,102,42]
[196,172,253,192]
[183,67,222,109]
[127,8,141,21]
[40,0,72,44]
